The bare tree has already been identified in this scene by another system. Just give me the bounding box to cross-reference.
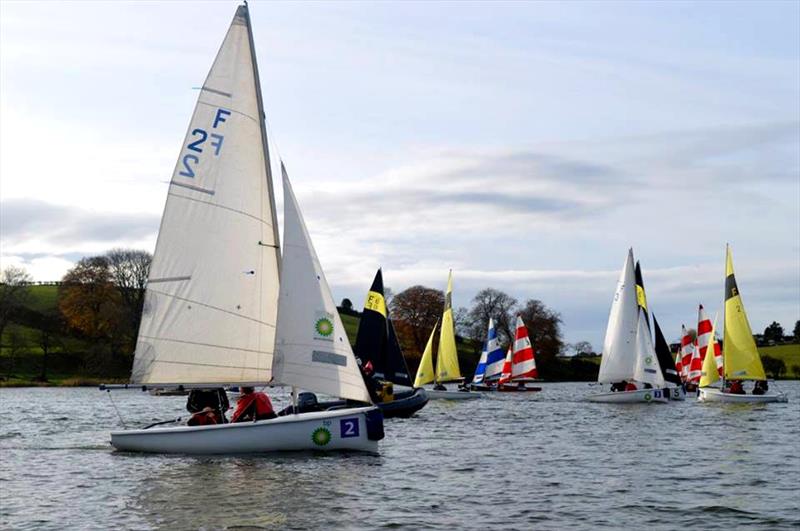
[389,285,444,355]
[517,299,564,364]
[0,265,32,342]
[106,249,152,351]
[466,288,518,345]
[573,340,594,356]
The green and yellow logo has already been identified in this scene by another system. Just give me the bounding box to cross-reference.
[311,427,331,446]
[315,317,334,338]
[645,356,653,365]
[644,393,652,401]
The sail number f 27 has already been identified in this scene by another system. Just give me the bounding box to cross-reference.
[178,108,231,178]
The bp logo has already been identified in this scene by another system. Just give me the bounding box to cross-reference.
[644,393,652,401]
[314,311,334,340]
[311,427,331,446]
[645,356,653,365]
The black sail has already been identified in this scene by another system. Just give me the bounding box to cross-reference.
[653,314,682,385]
[634,260,650,330]
[354,269,389,379]
[387,317,413,387]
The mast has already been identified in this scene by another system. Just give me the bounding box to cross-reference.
[242,3,282,271]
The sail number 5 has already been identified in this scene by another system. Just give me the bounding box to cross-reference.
[178,108,231,178]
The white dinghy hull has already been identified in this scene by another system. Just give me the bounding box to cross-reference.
[665,386,686,401]
[426,389,482,400]
[111,406,383,454]
[587,388,668,404]
[698,387,788,404]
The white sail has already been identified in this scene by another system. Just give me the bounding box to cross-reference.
[633,309,665,387]
[597,249,639,383]
[272,165,372,403]
[131,7,280,385]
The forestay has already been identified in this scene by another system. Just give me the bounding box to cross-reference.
[131,6,280,385]
[272,165,372,403]
[597,249,639,383]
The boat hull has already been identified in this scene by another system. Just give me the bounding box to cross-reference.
[426,389,482,400]
[496,384,542,393]
[110,406,383,454]
[587,388,668,403]
[665,386,686,401]
[698,387,788,403]
[315,388,429,418]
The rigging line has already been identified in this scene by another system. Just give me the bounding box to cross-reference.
[166,192,274,228]
[106,390,127,429]
[196,99,259,125]
[138,335,275,358]
[146,288,277,328]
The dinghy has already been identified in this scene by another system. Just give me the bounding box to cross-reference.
[414,274,481,400]
[468,318,507,391]
[106,5,384,454]
[698,246,788,404]
[312,269,428,418]
[587,249,667,403]
[495,317,541,392]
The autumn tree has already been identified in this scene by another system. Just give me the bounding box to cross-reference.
[59,256,123,345]
[389,285,444,356]
[466,288,518,345]
[0,265,32,343]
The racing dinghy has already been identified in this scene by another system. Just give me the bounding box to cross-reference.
[107,5,383,454]
[413,272,481,400]
[698,246,788,404]
[587,249,668,403]
[494,317,542,392]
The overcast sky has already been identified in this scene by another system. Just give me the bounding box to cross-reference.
[1,1,798,349]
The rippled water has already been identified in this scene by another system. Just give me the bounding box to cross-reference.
[1,382,799,530]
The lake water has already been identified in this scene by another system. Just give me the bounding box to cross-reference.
[1,382,799,530]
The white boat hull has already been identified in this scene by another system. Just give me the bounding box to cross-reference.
[425,389,482,400]
[111,406,383,454]
[587,388,668,403]
[698,387,788,404]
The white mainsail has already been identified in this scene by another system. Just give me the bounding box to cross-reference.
[632,309,665,387]
[272,165,372,403]
[597,249,639,383]
[131,7,280,385]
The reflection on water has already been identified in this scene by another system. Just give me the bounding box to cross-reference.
[1,383,799,530]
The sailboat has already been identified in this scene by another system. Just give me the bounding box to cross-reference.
[413,271,480,400]
[635,261,685,400]
[698,246,788,403]
[469,318,506,390]
[495,316,541,392]
[348,269,428,417]
[105,5,384,454]
[587,249,668,403]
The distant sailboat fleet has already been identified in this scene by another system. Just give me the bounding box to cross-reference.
[100,3,788,456]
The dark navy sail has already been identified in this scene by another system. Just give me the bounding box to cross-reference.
[653,315,682,385]
[354,269,390,379]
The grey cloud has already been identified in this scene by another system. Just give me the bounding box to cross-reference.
[0,199,159,246]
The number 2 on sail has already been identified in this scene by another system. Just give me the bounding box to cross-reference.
[178,108,231,178]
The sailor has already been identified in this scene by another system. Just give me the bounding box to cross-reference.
[231,387,277,422]
[753,380,768,395]
[727,380,745,395]
[188,406,223,426]
[610,381,626,392]
[624,381,638,391]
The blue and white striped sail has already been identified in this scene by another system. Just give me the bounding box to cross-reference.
[472,341,489,384]
[482,318,506,381]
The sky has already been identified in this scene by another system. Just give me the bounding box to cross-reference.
[1,0,798,350]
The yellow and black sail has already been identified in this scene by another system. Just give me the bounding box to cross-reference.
[634,260,650,330]
[723,245,766,380]
[354,269,412,386]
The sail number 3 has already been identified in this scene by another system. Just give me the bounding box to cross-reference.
[178,108,231,178]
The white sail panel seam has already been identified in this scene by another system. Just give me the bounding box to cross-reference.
[200,86,232,98]
[166,192,274,228]
[145,359,272,370]
[139,335,274,356]
[196,100,258,125]
[147,289,277,327]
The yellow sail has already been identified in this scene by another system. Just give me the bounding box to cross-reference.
[723,245,766,381]
[414,323,437,387]
[436,270,462,382]
[699,317,720,387]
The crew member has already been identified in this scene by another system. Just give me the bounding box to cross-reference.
[232,387,277,422]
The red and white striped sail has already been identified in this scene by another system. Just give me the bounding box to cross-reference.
[680,325,693,381]
[688,341,702,383]
[498,348,513,384]
[674,350,683,381]
[510,316,538,379]
[697,304,723,377]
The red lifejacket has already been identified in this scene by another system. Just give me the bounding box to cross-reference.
[188,409,221,426]
[625,382,638,391]
[232,392,275,422]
